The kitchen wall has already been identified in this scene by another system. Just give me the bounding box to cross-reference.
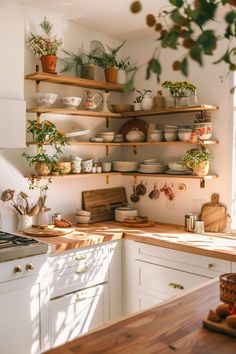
[0,2,234,230]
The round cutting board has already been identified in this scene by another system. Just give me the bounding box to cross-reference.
[23,227,73,237]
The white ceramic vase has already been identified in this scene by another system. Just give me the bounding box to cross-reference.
[17,214,32,231]
[141,96,153,110]
[37,209,50,226]
[101,92,111,112]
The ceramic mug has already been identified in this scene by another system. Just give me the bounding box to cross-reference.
[82,159,93,173]
[101,162,112,172]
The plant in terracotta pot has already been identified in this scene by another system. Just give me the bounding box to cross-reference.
[90,40,126,83]
[181,147,214,176]
[60,43,96,80]
[22,119,69,176]
[161,81,196,107]
[194,111,213,140]
[26,17,62,74]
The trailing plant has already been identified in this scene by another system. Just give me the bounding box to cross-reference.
[26,17,62,58]
[134,89,152,103]
[161,81,196,97]
[129,1,236,88]
[181,147,214,168]
[116,57,137,72]
[90,40,126,69]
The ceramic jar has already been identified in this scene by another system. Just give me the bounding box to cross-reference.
[82,159,93,173]
[17,215,32,231]
[141,96,153,110]
[38,209,50,226]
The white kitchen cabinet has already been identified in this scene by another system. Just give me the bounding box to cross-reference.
[49,283,109,348]
[0,8,26,148]
[124,240,231,315]
[0,254,49,354]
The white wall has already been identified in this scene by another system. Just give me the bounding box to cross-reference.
[0,2,234,230]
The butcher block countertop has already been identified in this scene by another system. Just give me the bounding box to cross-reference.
[28,221,236,261]
[44,279,236,354]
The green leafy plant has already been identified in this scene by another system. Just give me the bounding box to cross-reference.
[161,81,196,97]
[129,1,236,86]
[90,40,126,68]
[181,147,213,168]
[116,57,137,72]
[22,120,69,171]
[60,44,96,75]
[134,89,152,103]
[26,17,62,58]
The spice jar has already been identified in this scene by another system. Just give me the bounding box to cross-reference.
[96,163,102,173]
[92,163,97,173]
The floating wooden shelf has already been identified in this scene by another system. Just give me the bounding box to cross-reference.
[122,172,218,180]
[25,72,124,92]
[122,105,219,117]
[26,107,123,119]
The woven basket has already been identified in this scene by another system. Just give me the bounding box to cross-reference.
[220,273,236,304]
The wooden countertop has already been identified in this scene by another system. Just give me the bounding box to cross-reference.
[44,279,236,354]
[30,221,236,261]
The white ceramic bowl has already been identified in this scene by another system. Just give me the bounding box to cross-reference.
[164,131,178,141]
[96,132,115,142]
[75,214,91,224]
[61,96,82,109]
[150,129,164,142]
[76,209,91,216]
[178,129,193,142]
[36,93,58,107]
[168,162,186,171]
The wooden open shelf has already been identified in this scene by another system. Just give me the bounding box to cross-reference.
[122,172,218,180]
[25,72,124,92]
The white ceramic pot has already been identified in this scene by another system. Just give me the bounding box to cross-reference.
[134,102,142,111]
[141,96,153,110]
[115,206,137,222]
[126,128,145,142]
[17,215,32,231]
[37,210,50,226]
[117,69,127,84]
[194,123,212,140]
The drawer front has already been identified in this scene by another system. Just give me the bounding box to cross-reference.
[50,257,108,298]
[49,244,108,271]
[0,254,48,283]
[134,242,230,277]
[136,291,167,312]
[136,260,210,298]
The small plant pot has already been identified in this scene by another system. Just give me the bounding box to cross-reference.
[35,162,50,176]
[81,64,95,80]
[117,69,127,84]
[40,55,57,74]
[104,67,118,83]
[134,102,142,111]
[192,161,209,176]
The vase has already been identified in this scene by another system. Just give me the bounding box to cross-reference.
[171,93,189,107]
[81,64,95,80]
[40,55,57,74]
[117,69,127,84]
[17,215,32,231]
[193,161,209,176]
[37,209,50,226]
[104,67,118,83]
[35,162,50,176]
[141,96,153,110]
[101,92,111,112]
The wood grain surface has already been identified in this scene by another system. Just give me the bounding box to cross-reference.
[23,227,73,237]
[203,318,236,337]
[200,194,228,232]
[44,280,236,354]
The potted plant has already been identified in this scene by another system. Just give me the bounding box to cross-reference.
[161,81,196,107]
[133,89,152,110]
[181,147,214,176]
[194,111,213,140]
[116,57,137,84]
[60,43,96,80]
[22,119,69,176]
[26,17,62,74]
[90,40,126,83]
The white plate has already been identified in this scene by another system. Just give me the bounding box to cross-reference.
[138,169,165,174]
[65,129,90,138]
[165,170,192,175]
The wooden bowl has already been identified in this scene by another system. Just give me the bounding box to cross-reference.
[111,104,134,113]
[220,273,236,304]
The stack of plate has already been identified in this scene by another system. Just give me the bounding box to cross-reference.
[166,161,192,175]
[112,161,139,172]
[138,161,168,174]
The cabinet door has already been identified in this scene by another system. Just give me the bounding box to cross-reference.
[49,283,109,348]
[109,240,123,320]
[0,277,41,354]
[136,292,167,312]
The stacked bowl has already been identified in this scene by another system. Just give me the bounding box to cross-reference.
[75,209,91,224]
[178,128,193,142]
[96,132,115,142]
[164,125,178,141]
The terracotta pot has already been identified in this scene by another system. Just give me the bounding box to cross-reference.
[192,161,209,176]
[104,67,118,83]
[81,64,95,80]
[35,162,50,176]
[40,55,57,74]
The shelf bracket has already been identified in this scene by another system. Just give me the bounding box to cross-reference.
[132,145,137,155]
[105,145,109,156]
[133,175,137,184]
[106,117,109,128]
[36,112,41,123]
[200,178,205,189]
[106,175,109,184]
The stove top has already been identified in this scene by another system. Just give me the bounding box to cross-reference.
[0,231,48,262]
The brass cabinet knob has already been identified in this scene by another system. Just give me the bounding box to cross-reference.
[168,282,184,290]
[74,255,87,261]
[25,263,34,272]
[75,266,89,274]
[13,266,23,274]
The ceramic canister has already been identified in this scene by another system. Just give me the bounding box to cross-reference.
[115,206,138,222]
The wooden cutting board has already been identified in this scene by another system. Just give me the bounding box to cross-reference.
[82,187,127,223]
[200,193,228,232]
[203,318,236,337]
[23,227,73,237]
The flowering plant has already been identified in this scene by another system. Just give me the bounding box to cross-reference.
[161,81,196,97]
[0,189,37,215]
[181,147,213,168]
[26,17,62,58]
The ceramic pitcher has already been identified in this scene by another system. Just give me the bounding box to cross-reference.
[84,90,102,111]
